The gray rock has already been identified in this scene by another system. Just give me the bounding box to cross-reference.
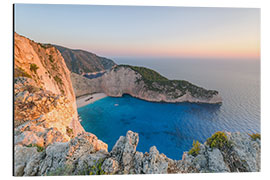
[141,146,169,174]
[15,91,29,103]
[226,132,261,172]
[193,154,207,170]
[132,151,144,174]
[111,131,139,173]
[76,152,107,175]
[39,142,70,175]
[208,148,230,172]
[14,145,42,176]
[101,157,119,174]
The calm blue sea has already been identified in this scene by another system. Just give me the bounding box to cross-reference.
[78,58,260,160]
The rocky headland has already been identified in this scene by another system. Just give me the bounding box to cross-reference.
[71,65,222,104]
[14,33,259,176]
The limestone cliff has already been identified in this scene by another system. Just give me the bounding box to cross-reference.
[71,65,222,104]
[70,72,103,98]
[14,32,84,138]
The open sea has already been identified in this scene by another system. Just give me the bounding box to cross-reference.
[78,58,260,160]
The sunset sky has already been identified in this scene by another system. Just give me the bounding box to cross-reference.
[15,4,260,60]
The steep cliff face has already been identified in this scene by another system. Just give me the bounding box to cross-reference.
[71,65,222,104]
[54,45,116,74]
[70,72,103,98]
[14,32,84,137]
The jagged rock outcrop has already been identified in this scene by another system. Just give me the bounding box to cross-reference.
[71,65,222,104]
[14,132,108,176]
[176,132,260,173]
[14,130,260,176]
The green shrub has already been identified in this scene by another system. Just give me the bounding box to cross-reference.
[30,63,39,74]
[49,55,54,63]
[206,131,231,150]
[39,43,52,49]
[116,65,217,98]
[24,85,40,93]
[14,67,32,78]
[46,164,73,176]
[66,126,74,138]
[188,140,201,156]
[248,133,261,141]
[89,159,107,175]
[26,144,44,152]
[54,75,63,85]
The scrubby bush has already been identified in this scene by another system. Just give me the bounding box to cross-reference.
[26,144,44,152]
[89,160,107,175]
[188,140,201,156]
[116,65,217,98]
[46,164,73,176]
[24,85,40,93]
[60,89,65,94]
[14,67,32,78]
[30,63,39,74]
[206,131,231,150]
[248,133,261,141]
[54,75,63,85]
[66,126,74,138]
[49,55,54,63]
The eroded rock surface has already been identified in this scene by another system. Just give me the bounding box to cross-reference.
[14,130,260,176]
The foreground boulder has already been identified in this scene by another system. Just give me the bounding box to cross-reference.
[14,132,108,176]
[176,132,261,173]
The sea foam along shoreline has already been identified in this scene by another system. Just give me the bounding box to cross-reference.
[76,93,108,108]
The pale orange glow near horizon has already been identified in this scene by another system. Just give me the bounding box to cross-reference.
[84,39,260,60]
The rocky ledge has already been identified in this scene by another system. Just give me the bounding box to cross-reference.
[14,130,260,176]
[71,65,222,104]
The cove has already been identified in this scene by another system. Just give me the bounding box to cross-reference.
[78,94,228,160]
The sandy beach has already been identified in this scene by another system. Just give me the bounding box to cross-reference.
[76,93,108,108]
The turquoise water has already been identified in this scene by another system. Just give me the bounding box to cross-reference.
[78,58,260,160]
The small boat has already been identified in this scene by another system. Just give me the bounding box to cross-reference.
[114,104,119,106]
[85,96,93,101]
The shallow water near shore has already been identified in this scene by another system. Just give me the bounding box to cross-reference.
[78,58,260,160]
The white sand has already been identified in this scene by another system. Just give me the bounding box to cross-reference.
[76,93,108,108]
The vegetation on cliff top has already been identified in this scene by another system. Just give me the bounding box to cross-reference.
[116,65,218,99]
[188,140,201,156]
[248,133,261,141]
[206,131,231,150]
[14,67,32,79]
[26,144,44,152]
[30,63,39,74]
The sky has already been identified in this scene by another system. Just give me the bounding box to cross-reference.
[15,4,260,60]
